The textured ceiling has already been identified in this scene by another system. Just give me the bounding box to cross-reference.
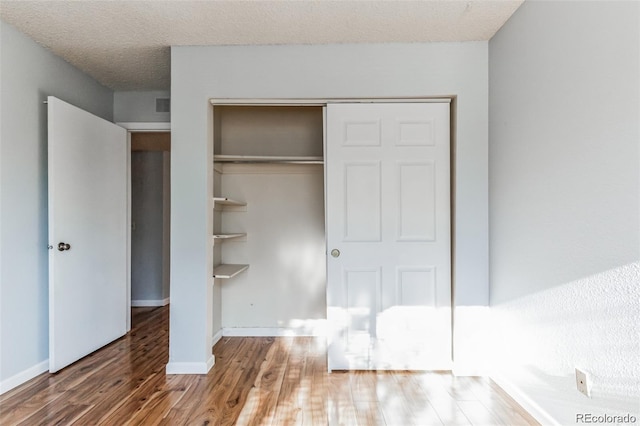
[0,0,523,91]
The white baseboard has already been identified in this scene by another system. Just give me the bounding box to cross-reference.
[491,374,560,426]
[0,360,49,395]
[222,327,325,337]
[131,297,169,307]
[452,364,487,377]
[212,329,223,347]
[165,355,215,375]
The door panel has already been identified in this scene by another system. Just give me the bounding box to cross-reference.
[344,162,381,241]
[326,102,451,370]
[48,96,127,372]
[398,161,436,241]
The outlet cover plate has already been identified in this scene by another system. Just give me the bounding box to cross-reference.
[576,368,590,397]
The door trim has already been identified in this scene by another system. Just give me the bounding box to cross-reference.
[120,122,171,331]
[210,98,451,106]
[207,98,457,371]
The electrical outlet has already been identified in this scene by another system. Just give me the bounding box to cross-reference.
[576,368,591,397]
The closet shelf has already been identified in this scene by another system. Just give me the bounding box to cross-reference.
[214,155,324,164]
[213,233,246,240]
[213,264,249,279]
[213,197,246,207]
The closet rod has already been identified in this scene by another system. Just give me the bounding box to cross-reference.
[214,155,323,164]
[216,160,324,165]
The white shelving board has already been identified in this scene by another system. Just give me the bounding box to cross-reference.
[213,264,249,279]
[213,197,246,207]
[214,155,323,164]
[213,233,246,240]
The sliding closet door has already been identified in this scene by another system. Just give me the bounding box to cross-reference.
[326,102,451,370]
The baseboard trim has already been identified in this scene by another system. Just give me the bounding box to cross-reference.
[131,297,169,307]
[491,375,561,426]
[212,329,223,347]
[222,327,325,337]
[0,359,49,395]
[165,355,215,375]
[452,364,487,377]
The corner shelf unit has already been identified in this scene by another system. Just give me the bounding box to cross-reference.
[211,104,323,284]
[213,196,248,280]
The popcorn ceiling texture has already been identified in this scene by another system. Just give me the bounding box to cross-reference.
[0,0,522,90]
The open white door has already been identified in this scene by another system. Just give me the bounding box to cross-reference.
[48,96,127,372]
[326,102,451,370]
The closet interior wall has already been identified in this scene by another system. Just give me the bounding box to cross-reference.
[212,105,326,335]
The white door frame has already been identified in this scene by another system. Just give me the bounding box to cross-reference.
[116,122,171,331]
[208,98,455,367]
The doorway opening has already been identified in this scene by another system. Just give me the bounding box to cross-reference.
[130,132,171,310]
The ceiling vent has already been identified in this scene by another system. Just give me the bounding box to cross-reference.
[155,98,170,113]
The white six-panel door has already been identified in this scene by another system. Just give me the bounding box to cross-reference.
[48,96,127,372]
[326,102,451,370]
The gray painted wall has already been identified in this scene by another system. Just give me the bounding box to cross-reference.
[0,22,113,386]
[162,152,171,300]
[489,1,639,421]
[131,151,168,303]
[170,42,489,370]
[114,91,171,123]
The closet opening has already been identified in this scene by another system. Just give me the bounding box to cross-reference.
[209,100,452,372]
[211,104,327,338]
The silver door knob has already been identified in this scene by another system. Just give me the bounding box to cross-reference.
[331,249,340,258]
[57,242,71,251]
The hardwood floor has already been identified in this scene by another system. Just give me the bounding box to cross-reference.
[0,307,539,425]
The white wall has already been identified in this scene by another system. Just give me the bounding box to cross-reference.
[170,42,489,370]
[0,22,113,391]
[114,90,170,123]
[489,1,640,423]
[219,164,326,332]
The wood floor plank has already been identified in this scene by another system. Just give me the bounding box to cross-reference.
[429,396,473,425]
[185,337,273,425]
[236,337,292,426]
[0,306,540,426]
[214,339,274,426]
[457,400,506,426]
[124,375,194,425]
[273,336,310,425]
[91,372,165,425]
[391,373,444,425]
[354,399,387,426]
[309,350,328,425]
[327,372,358,426]
[158,376,209,426]
[0,347,122,424]
[15,401,93,426]
[350,370,382,402]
